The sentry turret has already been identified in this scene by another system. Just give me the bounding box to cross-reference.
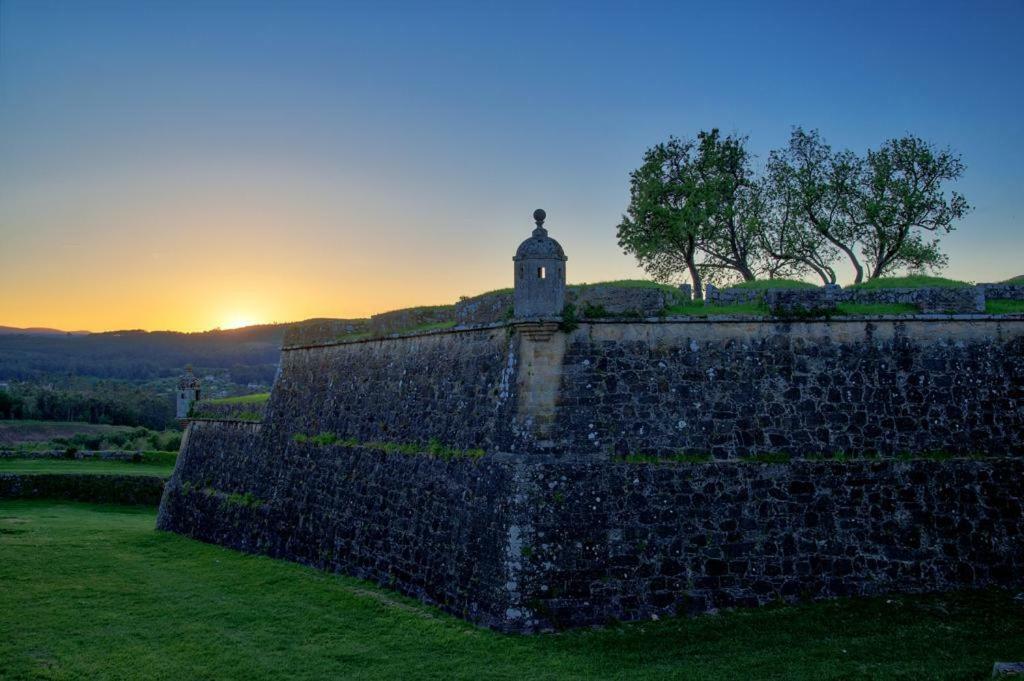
[513,209,567,318]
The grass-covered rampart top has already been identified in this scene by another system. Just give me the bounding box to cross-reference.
[204,393,270,406]
[845,275,971,289]
[296,275,1024,343]
[716,278,818,290]
[189,394,268,422]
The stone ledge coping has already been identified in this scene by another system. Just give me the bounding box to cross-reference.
[280,313,1024,350]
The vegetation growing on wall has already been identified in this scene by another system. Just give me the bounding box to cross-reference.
[291,433,486,460]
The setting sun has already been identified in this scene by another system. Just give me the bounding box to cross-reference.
[220,315,263,330]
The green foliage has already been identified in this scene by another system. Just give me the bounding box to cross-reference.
[748,452,793,464]
[290,433,485,460]
[617,130,770,293]
[986,299,1024,314]
[2,500,1023,679]
[225,491,263,508]
[0,420,181,453]
[618,452,713,464]
[856,136,969,279]
[1002,274,1024,284]
[580,302,609,319]
[663,301,768,317]
[847,275,971,289]
[765,128,969,284]
[558,303,579,332]
[310,432,341,446]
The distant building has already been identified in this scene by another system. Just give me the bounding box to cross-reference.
[176,366,201,421]
[513,208,567,318]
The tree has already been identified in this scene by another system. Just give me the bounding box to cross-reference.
[852,135,969,279]
[757,170,839,284]
[621,127,969,288]
[691,130,761,282]
[617,136,709,297]
[767,128,866,282]
[618,130,778,294]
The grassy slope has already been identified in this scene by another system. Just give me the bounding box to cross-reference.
[1,502,1022,680]
[0,459,174,477]
[848,275,970,289]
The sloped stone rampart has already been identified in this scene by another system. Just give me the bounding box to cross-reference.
[158,425,522,630]
[267,327,516,451]
[158,436,1024,631]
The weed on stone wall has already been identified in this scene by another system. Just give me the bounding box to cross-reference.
[558,303,579,332]
[291,432,485,461]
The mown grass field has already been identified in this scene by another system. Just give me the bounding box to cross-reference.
[1,501,1022,680]
[0,458,174,477]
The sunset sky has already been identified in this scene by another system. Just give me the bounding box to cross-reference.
[1,1,1022,332]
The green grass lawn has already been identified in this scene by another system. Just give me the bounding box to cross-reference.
[1,501,1021,680]
[986,299,1024,314]
[0,458,175,477]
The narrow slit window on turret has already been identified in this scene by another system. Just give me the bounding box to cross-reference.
[538,266,546,279]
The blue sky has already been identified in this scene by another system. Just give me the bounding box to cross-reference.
[1,1,1021,330]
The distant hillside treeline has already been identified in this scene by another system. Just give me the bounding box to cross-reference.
[0,383,175,430]
[0,325,285,382]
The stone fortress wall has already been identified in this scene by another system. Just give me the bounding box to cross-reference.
[160,207,1023,631]
[159,314,1024,631]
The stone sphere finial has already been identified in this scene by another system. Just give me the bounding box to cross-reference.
[533,208,546,227]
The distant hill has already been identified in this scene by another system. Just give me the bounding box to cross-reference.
[0,323,290,382]
[0,326,90,336]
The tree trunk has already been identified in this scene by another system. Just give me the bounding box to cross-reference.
[688,261,703,301]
